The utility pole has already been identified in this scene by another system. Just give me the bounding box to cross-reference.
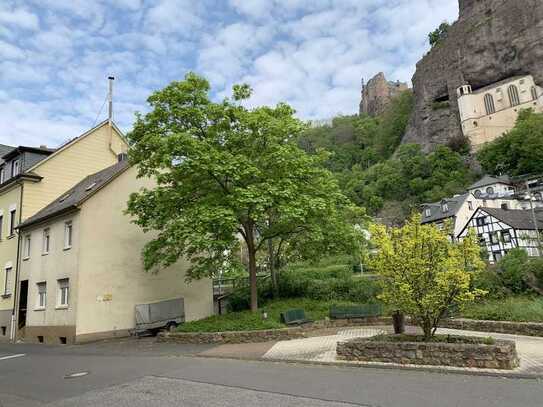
[107,76,115,153]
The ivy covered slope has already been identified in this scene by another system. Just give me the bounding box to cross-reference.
[297,91,478,223]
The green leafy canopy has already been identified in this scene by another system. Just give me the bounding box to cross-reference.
[126,73,364,309]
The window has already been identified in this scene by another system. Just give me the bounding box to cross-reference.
[476,216,487,227]
[490,232,499,245]
[42,228,50,254]
[0,167,4,183]
[0,215,3,240]
[478,234,486,245]
[508,85,520,106]
[64,221,73,249]
[468,201,473,210]
[37,282,46,309]
[532,86,538,101]
[486,186,494,195]
[493,251,503,262]
[425,208,431,218]
[441,203,449,213]
[501,203,509,210]
[474,190,482,198]
[23,235,31,259]
[502,230,511,243]
[57,279,69,307]
[11,160,20,177]
[3,267,11,296]
[484,93,496,115]
[9,209,16,237]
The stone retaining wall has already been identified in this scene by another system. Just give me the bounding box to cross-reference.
[158,317,392,344]
[441,318,543,337]
[336,336,519,369]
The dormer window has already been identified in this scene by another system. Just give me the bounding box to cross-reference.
[441,203,448,213]
[486,186,495,195]
[12,160,20,176]
[0,167,4,183]
[425,208,431,218]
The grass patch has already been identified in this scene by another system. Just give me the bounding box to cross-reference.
[178,298,361,333]
[461,296,543,323]
[369,334,495,345]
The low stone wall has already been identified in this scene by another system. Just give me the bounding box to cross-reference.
[336,336,519,369]
[158,317,392,344]
[441,318,543,337]
[158,327,308,344]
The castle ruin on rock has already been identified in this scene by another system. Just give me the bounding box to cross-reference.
[359,72,409,117]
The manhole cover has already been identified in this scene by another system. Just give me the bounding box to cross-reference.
[64,371,90,379]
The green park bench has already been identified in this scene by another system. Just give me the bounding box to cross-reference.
[329,304,383,319]
[280,308,312,325]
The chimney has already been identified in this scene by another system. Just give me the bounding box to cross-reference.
[40,145,47,149]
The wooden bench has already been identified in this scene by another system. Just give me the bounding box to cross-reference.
[280,308,312,325]
[329,304,383,320]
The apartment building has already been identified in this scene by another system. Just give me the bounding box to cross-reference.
[0,120,127,341]
[16,161,213,344]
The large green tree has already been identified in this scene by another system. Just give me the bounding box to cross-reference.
[126,73,359,311]
[478,110,543,176]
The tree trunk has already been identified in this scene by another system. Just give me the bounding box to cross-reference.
[268,238,278,298]
[245,223,258,312]
[421,319,433,341]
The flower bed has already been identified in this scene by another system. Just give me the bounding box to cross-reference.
[336,334,519,369]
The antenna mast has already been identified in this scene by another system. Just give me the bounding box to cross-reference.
[107,76,115,153]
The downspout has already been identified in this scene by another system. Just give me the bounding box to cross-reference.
[10,182,23,342]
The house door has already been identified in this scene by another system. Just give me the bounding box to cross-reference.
[18,280,28,330]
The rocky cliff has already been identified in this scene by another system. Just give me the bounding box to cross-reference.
[360,72,409,117]
[403,0,543,151]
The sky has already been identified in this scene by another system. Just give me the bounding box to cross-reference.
[0,0,458,148]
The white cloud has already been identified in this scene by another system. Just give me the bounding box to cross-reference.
[0,7,39,30]
[0,0,460,148]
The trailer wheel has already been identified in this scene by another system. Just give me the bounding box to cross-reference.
[166,322,178,332]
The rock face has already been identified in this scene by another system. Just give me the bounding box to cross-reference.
[403,0,543,151]
[360,72,409,117]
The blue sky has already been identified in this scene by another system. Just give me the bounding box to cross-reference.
[0,0,458,148]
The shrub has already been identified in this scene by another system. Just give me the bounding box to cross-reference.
[462,297,543,322]
[496,248,529,294]
[473,267,508,299]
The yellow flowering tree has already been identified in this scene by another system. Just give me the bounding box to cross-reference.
[370,214,486,340]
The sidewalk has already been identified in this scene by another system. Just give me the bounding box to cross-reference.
[199,325,543,378]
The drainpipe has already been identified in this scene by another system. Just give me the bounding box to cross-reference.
[10,182,23,342]
[526,181,542,253]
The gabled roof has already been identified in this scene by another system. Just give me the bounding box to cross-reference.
[469,175,512,190]
[479,207,543,230]
[18,160,130,229]
[24,120,127,174]
[0,144,15,158]
[421,192,470,224]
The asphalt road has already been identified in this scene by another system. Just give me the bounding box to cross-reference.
[1,338,542,407]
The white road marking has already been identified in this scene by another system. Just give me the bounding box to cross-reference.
[0,353,25,361]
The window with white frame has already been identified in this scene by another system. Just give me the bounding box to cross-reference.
[57,278,69,307]
[490,232,500,245]
[502,230,512,243]
[42,228,50,254]
[23,235,31,259]
[64,221,73,249]
[12,160,20,177]
[37,282,46,309]
[3,267,12,296]
[9,209,16,237]
[0,167,4,183]
[424,208,431,217]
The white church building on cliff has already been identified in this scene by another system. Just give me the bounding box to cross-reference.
[456,75,543,150]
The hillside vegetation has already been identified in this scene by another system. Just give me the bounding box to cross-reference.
[298,91,478,223]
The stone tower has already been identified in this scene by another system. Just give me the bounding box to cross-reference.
[359,72,409,117]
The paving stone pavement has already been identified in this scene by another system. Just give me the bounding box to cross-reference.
[263,326,543,376]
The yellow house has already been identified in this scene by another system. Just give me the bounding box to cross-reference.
[16,161,213,344]
[0,121,127,341]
